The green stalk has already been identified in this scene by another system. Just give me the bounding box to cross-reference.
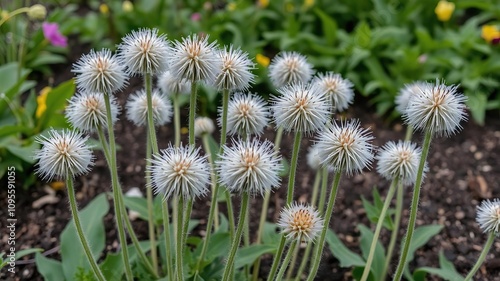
[97,126,157,278]
[104,94,133,281]
[360,179,398,281]
[404,125,413,142]
[285,239,300,280]
[176,197,185,281]
[275,240,298,281]
[464,232,495,281]
[145,132,159,276]
[382,181,404,279]
[0,7,29,27]
[318,167,329,214]
[252,126,285,281]
[310,170,322,207]
[267,236,287,281]
[182,199,193,247]
[221,192,250,281]
[173,92,181,147]
[65,176,106,281]
[393,131,433,281]
[189,82,198,145]
[286,132,302,204]
[306,171,342,281]
[162,202,174,278]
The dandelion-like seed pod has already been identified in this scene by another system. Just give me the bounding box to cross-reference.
[158,71,192,96]
[277,203,324,242]
[34,130,94,180]
[72,49,127,94]
[312,72,354,112]
[66,92,120,133]
[268,51,314,88]
[376,141,426,186]
[395,81,427,115]
[194,117,215,137]
[476,199,500,236]
[126,89,172,127]
[221,92,269,137]
[213,46,255,91]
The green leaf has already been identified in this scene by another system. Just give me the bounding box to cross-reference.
[361,188,394,230]
[205,232,231,261]
[466,91,487,125]
[35,253,65,281]
[262,222,280,246]
[358,224,386,281]
[37,80,75,130]
[5,141,39,164]
[314,8,337,45]
[354,21,372,49]
[406,225,443,268]
[29,53,67,67]
[100,252,123,280]
[122,196,149,221]
[325,229,365,268]
[0,62,31,113]
[15,248,43,260]
[60,193,109,280]
[413,251,464,281]
[234,244,276,269]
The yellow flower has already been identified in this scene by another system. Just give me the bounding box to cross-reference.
[434,0,455,22]
[49,181,65,191]
[27,4,46,20]
[481,25,500,43]
[258,0,269,8]
[99,4,109,15]
[303,0,315,9]
[256,53,270,67]
[122,1,134,12]
[36,86,51,118]
[181,127,189,134]
[227,2,237,11]
[285,3,295,12]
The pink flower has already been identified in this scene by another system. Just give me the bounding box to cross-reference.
[42,22,67,47]
[191,13,201,22]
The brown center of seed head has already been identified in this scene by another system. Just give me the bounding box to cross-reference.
[339,129,354,148]
[295,95,308,111]
[140,40,152,55]
[238,103,250,117]
[326,79,338,93]
[495,207,500,218]
[96,57,108,74]
[432,89,446,110]
[174,160,191,177]
[398,150,410,163]
[85,96,100,112]
[243,149,259,171]
[291,209,313,233]
[57,140,70,157]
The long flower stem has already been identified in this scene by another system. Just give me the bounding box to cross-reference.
[393,130,432,281]
[382,181,404,279]
[189,82,198,145]
[318,167,329,215]
[66,176,106,281]
[267,236,287,281]
[176,197,185,281]
[252,126,285,281]
[285,239,300,280]
[464,232,495,281]
[276,240,298,281]
[286,132,302,205]
[306,171,342,281]
[221,192,250,281]
[182,199,193,246]
[104,94,133,281]
[361,179,398,281]
[162,203,174,278]
[310,170,322,207]
[145,132,159,276]
[173,93,181,147]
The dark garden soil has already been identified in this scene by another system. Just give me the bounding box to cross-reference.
[1,43,500,281]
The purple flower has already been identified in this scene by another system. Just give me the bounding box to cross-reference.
[42,22,67,47]
[191,13,201,21]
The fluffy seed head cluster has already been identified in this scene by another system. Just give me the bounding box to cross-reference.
[126,89,172,126]
[376,141,425,186]
[277,203,324,242]
[167,34,221,82]
[149,144,210,200]
[315,119,374,175]
[271,83,330,134]
[34,130,94,180]
[395,81,427,115]
[66,92,120,132]
[117,28,169,75]
[158,71,192,96]
[306,144,322,171]
[72,49,127,94]
[216,139,282,196]
[476,199,500,236]
[312,72,354,112]
[403,81,467,137]
[213,46,255,91]
[222,92,269,137]
[194,116,215,137]
[268,52,314,88]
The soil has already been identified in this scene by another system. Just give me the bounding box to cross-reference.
[1,41,500,281]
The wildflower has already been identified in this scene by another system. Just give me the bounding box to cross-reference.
[126,89,172,127]
[217,138,282,196]
[315,119,374,175]
[395,81,427,115]
[271,83,330,134]
[403,80,467,137]
[149,144,210,200]
[481,25,500,43]
[268,52,313,88]
[99,4,109,15]
[117,28,169,75]
[66,92,120,133]
[28,4,46,20]
[312,72,354,112]
[194,117,215,137]
[42,22,67,47]
[191,13,201,22]
[34,130,94,180]
[36,86,51,118]
[227,2,237,11]
[167,34,220,83]
[213,46,255,91]
[435,0,454,22]
[222,92,268,137]
[72,49,127,94]
[476,199,500,235]
[258,0,269,8]
[376,141,425,186]
[158,71,192,96]
[303,0,315,9]
[122,1,133,12]
[306,144,322,171]
[277,203,323,242]
[256,53,270,67]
